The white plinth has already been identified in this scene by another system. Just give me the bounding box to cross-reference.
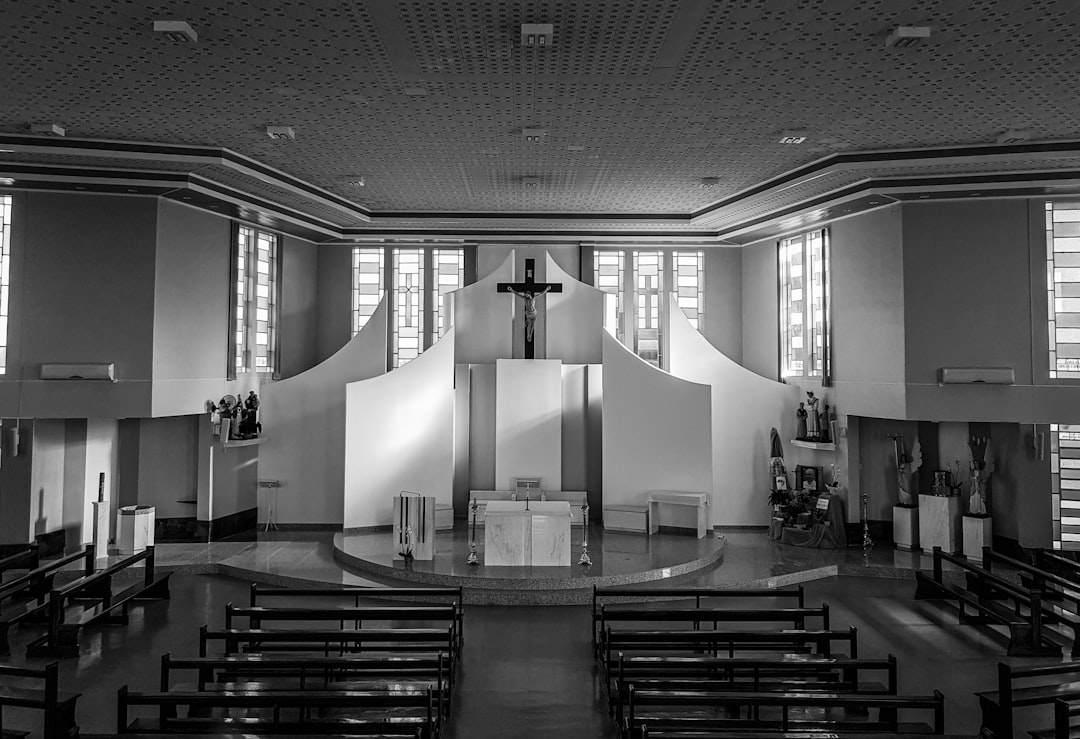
[484,501,571,566]
[918,495,961,554]
[91,501,111,559]
[963,515,993,562]
[116,505,154,555]
[892,505,918,550]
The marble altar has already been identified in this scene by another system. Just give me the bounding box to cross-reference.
[962,515,992,563]
[918,494,961,554]
[892,505,918,551]
[483,501,572,566]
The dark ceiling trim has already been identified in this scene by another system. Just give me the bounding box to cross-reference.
[372,211,688,223]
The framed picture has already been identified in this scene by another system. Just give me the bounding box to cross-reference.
[774,476,788,491]
[795,465,823,493]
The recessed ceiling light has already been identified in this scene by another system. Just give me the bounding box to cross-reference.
[153,20,198,43]
[31,122,65,137]
[403,86,428,96]
[779,130,808,144]
[523,128,547,143]
[567,145,585,152]
[521,23,554,46]
[266,126,295,140]
[997,130,1031,144]
[522,176,541,187]
[884,26,930,49]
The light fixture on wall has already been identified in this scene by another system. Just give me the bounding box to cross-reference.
[997,130,1032,145]
[153,20,198,43]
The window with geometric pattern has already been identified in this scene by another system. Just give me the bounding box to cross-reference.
[1051,423,1080,550]
[0,195,10,374]
[779,229,829,380]
[352,248,385,337]
[593,249,625,341]
[230,224,280,378]
[1046,201,1080,378]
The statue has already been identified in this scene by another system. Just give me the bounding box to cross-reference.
[890,434,922,507]
[820,404,832,443]
[769,427,786,485]
[967,437,995,516]
[238,391,262,439]
[506,285,552,343]
[218,395,239,439]
[805,392,820,441]
[795,402,807,439]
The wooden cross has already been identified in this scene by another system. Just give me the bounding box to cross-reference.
[497,258,563,359]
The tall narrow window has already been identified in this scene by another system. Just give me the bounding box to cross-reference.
[432,248,464,342]
[0,195,11,374]
[392,248,425,368]
[352,248,385,336]
[594,249,625,340]
[633,251,663,367]
[674,249,704,330]
[1051,423,1080,549]
[779,229,829,380]
[231,224,280,377]
[1046,202,1080,377]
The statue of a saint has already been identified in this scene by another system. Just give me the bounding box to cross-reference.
[795,402,807,439]
[967,439,995,516]
[507,286,552,342]
[820,404,832,443]
[805,392,820,440]
[896,437,922,507]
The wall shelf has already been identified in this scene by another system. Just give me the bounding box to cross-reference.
[222,436,268,449]
[791,439,836,452]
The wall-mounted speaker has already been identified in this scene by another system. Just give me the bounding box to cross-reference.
[4,427,19,457]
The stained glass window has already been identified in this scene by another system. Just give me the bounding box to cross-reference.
[393,248,426,367]
[593,249,625,340]
[232,224,280,377]
[432,248,464,342]
[674,250,704,330]
[1051,423,1080,549]
[0,195,11,374]
[780,229,829,379]
[1046,202,1080,378]
[633,251,663,367]
[352,248,385,336]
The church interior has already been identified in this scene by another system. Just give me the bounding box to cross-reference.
[2,1,1080,737]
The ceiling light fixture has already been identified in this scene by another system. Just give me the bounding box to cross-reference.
[0,178,14,186]
[884,26,930,49]
[567,145,585,152]
[521,24,554,46]
[523,128,547,143]
[699,177,720,188]
[779,130,808,144]
[523,176,541,187]
[997,130,1031,144]
[31,122,65,137]
[265,126,295,140]
[153,20,198,43]
[403,86,428,96]
[344,177,365,186]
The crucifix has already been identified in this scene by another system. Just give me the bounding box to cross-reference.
[497,258,563,359]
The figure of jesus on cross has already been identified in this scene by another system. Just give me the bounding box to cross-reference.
[497,258,562,359]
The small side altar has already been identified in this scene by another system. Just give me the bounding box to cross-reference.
[484,501,571,566]
[918,494,960,553]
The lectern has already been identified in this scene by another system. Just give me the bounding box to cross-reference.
[393,493,436,561]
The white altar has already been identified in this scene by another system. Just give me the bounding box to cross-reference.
[484,501,572,566]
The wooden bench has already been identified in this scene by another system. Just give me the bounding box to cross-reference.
[646,492,709,539]
[610,652,897,726]
[249,584,463,608]
[224,602,462,657]
[26,546,171,658]
[0,661,81,739]
[0,545,95,655]
[599,604,830,648]
[983,548,1080,656]
[1036,550,1080,588]
[603,627,859,678]
[116,684,436,737]
[977,662,1080,739]
[624,688,945,739]
[160,651,451,719]
[0,545,38,579]
[604,505,650,534]
[593,586,807,654]
[200,625,456,662]
[914,547,1060,657]
[1025,698,1080,739]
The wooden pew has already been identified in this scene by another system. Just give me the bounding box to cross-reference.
[982,548,1080,657]
[0,545,38,579]
[1035,550,1080,587]
[914,547,1060,657]
[224,602,462,657]
[602,626,860,679]
[199,625,456,662]
[249,583,463,608]
[0,544,95,655]
[609,652,898,726]
[160,651,451,719]
[592,586,807,653]
[0,661,81,739]
[624,687,946,739]
[26,546,171,658]
[978,662,1080,739]
[116,684,436,737]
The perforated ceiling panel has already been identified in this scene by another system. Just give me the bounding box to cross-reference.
[3,0,1080,218]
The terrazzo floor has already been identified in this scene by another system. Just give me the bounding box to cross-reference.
[1,530,1061,738]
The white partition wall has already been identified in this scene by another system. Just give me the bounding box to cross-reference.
[454,252,513,365]
[601,330,713,519]
[260,301,389,525]
[545,253,604,364]
[344,329,455,529]
[667,294,801,526]
[494,358,562,491]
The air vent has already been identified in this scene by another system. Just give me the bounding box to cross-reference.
[153,20,197,43]
[403,87,428,97]
[938,367,1015,385]
[699,177,720,188]
[885,26,930,49]
[779,130,808,144]
[266,126,295,140]
[31,123,65,137]
[41,363,117,382]
[521,23,554,46]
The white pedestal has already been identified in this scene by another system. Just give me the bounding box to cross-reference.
[393,495,437,561]
[91,501,111,560]
[483,501,571,566]
[918,495,961,554]
[963,515,993,562]
[435,504,454,531]
[116,505,154,555]
[892,505,918,550]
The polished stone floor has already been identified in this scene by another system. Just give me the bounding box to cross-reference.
[1,531,1064,738]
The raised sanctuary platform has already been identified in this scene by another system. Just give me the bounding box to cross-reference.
[333,520,725,605]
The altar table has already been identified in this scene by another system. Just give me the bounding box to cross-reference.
[483,501,572,566]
